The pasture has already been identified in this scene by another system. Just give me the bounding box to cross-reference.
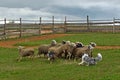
[15,33,120,46]
[0,33,120,80]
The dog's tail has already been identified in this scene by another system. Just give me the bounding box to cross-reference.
[95,53,102,61]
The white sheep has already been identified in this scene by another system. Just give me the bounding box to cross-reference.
[72,42,96,60]
[48,41,76,60]
[17,46,34,61]
[37,40,58,57]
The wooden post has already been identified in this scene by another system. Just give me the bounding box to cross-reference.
[19,18,22,38]
[87,15,90,32]
[52,16,54,33]
[39,17,42,35]
[4,18,6,35]
[113,18,115,33]
[64,16,67,32]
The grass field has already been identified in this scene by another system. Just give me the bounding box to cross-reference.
[0,33,120,80]
[14,33,120,46]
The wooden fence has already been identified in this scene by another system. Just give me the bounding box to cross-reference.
[0,16,120,40]
[65,17,120,33]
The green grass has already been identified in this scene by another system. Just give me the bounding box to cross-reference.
[14,33,120,46]
[0,33,120,80]
[0,47,120,80]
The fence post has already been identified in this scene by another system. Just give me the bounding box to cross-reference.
[39,17,42,35]
[4,18,6,35]
[3,18,7,39]
[64,16,67,33]
[19,18,22,38]
[87,15,90,32]
[113,18,115,33]
[52,16,54,33]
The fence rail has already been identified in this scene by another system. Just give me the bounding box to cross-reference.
[0,16,120,40]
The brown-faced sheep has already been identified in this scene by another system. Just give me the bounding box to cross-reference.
[72,42,96,60]
[17,46,34,61]
[48,41,76,60]
[37,40,58,57]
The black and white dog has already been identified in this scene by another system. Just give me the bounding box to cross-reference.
[78,53,102,66]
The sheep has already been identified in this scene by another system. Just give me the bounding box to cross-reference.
[37,40,58,57]
[62,40,66,44]
[48,41,70,58]
[56,40,67,46]
[38,44,50,57]
[47,41,76,60]
[17,46,34,61]
[63,42,76,59]
[75,42,84,48]
[88,42,96,57]
[72,42,96,60]
[70,42,84,59]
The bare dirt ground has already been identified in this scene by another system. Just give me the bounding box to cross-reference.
[96,46,120,50]
[0,33,120,49]
[0,34,69,48]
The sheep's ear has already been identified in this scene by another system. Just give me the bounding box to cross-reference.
[51,40,57,45]
[18,46,22,49]
[18,46,25,49]
[75,42,79,44]
[72,43,76,47]
[66,41,71,45]
[88,45,94,49]
[90,42,93,45]
[90,42,96,47]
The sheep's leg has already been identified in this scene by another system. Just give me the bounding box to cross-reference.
[28,56,31,58]
[89,50,93,57]
[16,56,20,61]
[18,56,22,62]
[74,55,79,62]
[34,54,38,58]
[90,52,93,57]
[71,54,75,60]
[62,50,66,59]
[37,54,41,58]
[67,52,71,60]
[49,61,53,64]
[37,52,41,58]
[70,53,74,60]
[44,53,47,58]
[64,53,67,59]
[30,55,34,60]
[74,57,77,62]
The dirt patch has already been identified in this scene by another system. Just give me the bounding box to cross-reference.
[96,46,120,50]
[0,33,120,49]
[0,34,70,48]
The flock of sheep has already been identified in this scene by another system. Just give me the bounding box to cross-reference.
[17,40,96,63]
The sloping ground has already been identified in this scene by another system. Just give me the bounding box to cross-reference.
[96,46,120,50]
[0,34,69,48]
[0,33,120,49]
